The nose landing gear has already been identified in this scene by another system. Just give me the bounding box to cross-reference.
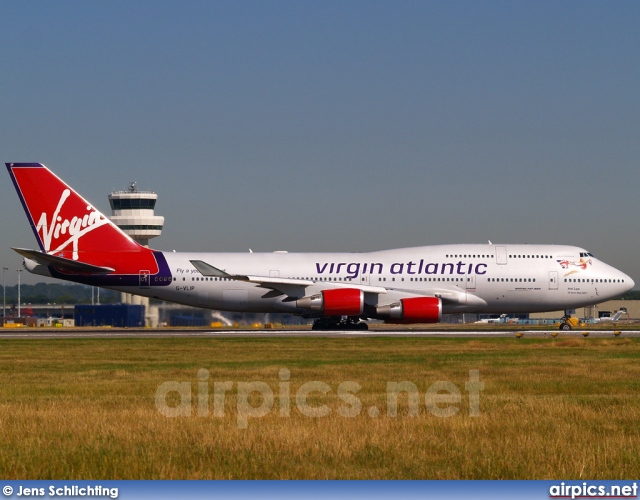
[559,312,579,330]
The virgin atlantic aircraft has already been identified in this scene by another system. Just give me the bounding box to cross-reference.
[6,163,635,330]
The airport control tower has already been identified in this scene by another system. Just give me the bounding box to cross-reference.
[109,183,164,325]
[109,182,164,247]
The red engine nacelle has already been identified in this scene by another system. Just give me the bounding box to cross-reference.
[296,288,364,316]
[376,297,442,324]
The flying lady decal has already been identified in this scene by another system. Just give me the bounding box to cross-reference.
[557,258,592,276]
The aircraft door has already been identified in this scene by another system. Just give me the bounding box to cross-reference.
[139,270,150,289]
[548,271,558,290]
[466,274,476,290]
[360,274,371,286]
[496,246,508,265]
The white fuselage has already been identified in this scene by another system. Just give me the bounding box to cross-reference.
[109,244,634,316]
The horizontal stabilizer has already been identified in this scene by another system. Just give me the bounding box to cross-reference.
[12,248,115,274]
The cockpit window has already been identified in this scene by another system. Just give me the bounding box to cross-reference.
[580,252,595,258]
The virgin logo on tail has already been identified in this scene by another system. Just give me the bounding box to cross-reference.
[37,188,110,260]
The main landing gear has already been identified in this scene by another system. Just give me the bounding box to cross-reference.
[311,316,369,331]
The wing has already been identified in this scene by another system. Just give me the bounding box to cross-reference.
[188,259,482,302]
[189,259,387,298]
[189,259,486,320]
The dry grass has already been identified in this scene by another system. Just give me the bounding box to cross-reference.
[0,337,639,479]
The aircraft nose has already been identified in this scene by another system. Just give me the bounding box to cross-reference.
[626,275,635,291]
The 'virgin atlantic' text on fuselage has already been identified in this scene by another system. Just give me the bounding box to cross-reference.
[315,260,488,279]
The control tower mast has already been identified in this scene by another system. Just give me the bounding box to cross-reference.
[108,183,164,325]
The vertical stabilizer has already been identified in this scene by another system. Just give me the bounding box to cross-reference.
[6,163,159,275]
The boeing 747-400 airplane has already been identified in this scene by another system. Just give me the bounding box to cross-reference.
[6,163,634,330]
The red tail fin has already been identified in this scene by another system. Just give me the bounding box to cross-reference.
[7,163,158,275]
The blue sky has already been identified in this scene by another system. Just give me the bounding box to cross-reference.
[1,1,639,286]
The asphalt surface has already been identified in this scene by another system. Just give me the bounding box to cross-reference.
[1,328,639,339]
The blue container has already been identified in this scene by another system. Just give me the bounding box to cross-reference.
[169,314,207,327]
[74,304,145,327]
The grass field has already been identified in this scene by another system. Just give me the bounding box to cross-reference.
[1,336,639,479]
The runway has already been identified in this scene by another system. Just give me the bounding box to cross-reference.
[1,328,639,339]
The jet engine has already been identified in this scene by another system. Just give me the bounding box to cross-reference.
[376,297,442,323]
[297,288,364,316]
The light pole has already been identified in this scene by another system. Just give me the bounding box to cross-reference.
[2,267,7,320]
[16,269,22,318]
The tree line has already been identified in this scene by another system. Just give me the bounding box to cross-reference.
[2,283,120,305]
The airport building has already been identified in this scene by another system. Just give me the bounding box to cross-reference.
[529,300,640,322]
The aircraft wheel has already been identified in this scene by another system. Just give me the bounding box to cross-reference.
[560,323,572,331]
[356,322,369,331]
